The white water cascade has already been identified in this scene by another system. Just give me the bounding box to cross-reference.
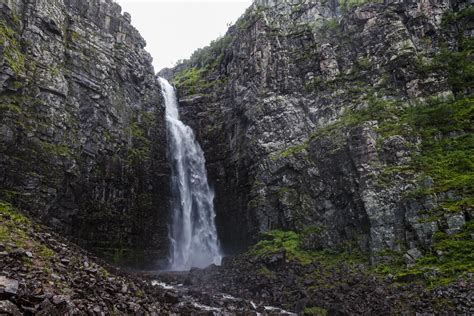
[159,77,222,271]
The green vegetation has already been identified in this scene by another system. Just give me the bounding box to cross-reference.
[40,141,72,157]
[126,147,150,163]
[441,38,473,95]
[172,32,232,94]
[187,34,232,69]
[357,56,373,70]
[287,214,473,291]
[376,220,473,288]
[311,18,340,33]
[174,32,232,73]
[340,0,385,12]
[250,230,366,266]
[173,66,227,95]
[356,95,473,288]
[251,230,306,261]
[173,67,210,94]
[126,116,153,164]
[0,202,56,266]
[303,307,328,316]
[107,246,145,266]
[437,7,474,95]
[306,78,473,214]
[419,37,474,96]
[0,21,26,75]
[234,6,265,32]
[258,265,276,279]
[272,142,309,160]
[441,6,474,27]
[173,63,226,94]
[407,97,473,199]
[70,30,80,42]
[0,201,30,227]
[38,244,55,259]
[0,102,21,114]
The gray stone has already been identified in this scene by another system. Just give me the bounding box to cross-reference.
[52,295,68,305]
[121,283,128,294]
[407,248,423,260]
[404,247,423,265]
[0,276,19,296]
[446,214,466,235]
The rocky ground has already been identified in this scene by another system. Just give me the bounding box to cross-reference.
[0,202,171,314]
[1,203,473,315]
[155,252,473,315]
[0,202,278,315]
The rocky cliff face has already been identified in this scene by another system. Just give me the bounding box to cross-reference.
[0,0,169,267]
[1,0,472,273]
[164,0,473,262]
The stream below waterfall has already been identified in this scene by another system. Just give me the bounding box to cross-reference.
[148,272,296,315]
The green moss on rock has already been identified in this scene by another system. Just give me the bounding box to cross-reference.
[251,230,367,266]
[303,306,328,316]
[377,220,473,289]
[0,21,26,75]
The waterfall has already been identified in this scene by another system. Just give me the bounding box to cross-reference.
[159,77,222,271]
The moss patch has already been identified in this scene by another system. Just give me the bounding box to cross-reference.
[0,21,26,75]
[173,67,210,94]
[303,306,328,316]
[340,0,385,12]
[0,202,56,264]
[376,220,473,289]
[406,98,473,197]
[250,230,367,266]
[272,142,309,160]
[172,33,232,95]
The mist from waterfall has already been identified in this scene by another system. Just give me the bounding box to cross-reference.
[159,77,222,271]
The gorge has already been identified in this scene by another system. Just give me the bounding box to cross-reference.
[0,0,473,314]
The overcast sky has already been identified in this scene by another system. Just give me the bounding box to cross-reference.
[115,0,253,72]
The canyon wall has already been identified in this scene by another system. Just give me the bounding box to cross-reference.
[1,0,472,267]
[0,0,169,266]
[163,0,473,259]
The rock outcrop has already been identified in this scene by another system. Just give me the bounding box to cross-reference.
[0,0,169,267]
[164,0,473,261]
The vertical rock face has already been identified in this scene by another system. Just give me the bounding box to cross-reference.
[165,0,472,257]
[0,0,169,266]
